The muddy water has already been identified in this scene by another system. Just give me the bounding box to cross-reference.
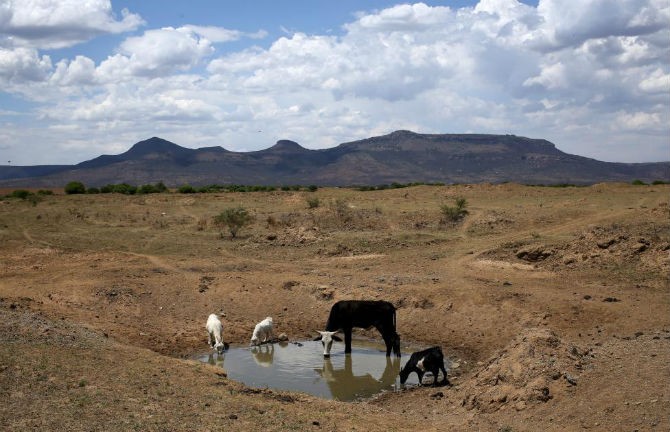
[197,339,433,401]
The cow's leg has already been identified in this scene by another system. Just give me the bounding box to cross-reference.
[440,363,451,386]
[432,367,440,386]
[418,371,425,385]
[376,324,393,356]
[344,328,352,354]
[393,332,401,357]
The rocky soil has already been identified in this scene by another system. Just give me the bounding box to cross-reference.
[0,183,668,431]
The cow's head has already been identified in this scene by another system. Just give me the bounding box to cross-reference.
[399,365,410,384]
[314,331,342,357]
[214,342,225,354]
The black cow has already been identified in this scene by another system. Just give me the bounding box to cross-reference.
[399,346,450,386]
[315,300,401,357]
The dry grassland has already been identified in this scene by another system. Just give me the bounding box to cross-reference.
[0,183,668,431]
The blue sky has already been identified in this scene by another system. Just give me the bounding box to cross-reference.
[0,0,668,165]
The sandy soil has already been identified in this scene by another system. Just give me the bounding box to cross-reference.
[0,183,668,431]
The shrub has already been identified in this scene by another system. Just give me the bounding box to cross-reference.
[138,183,165,194]
[440,196,469,223]
[651,180,667,185]
[307,197,320,209]
[307,185,318,192]
[213,207,253,238]
[64,181,86,194]
[37,189,53,195]
[331,198,351,222]
[631,179,648,186]
[10,189,31,199]
[112,183,137,194]
[178,184,196,194]
[86,187,100,194]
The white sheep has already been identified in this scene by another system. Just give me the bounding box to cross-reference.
[250,316,274,346]
[206,313,225,354]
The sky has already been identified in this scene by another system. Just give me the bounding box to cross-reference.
[0,0,669,166]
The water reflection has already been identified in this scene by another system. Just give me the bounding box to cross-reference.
[206,352,224,367]
[316,355,401,401]
[196,340,413,401]
[251,344,274,367]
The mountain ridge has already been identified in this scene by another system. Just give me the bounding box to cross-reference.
[1,131,668,187]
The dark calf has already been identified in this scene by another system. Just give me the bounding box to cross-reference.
[399,346,450,386]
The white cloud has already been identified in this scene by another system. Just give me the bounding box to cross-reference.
[51,55,96,86]
[97,27,214,79]
[182,25,267,43]
[0,0,143,49]
[0,46,51,82]
[0,0,669,165]
[639,68,670,93]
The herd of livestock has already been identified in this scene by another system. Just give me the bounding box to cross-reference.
[206,299,451,387]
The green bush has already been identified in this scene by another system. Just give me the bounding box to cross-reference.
[10,189,31,199]
[178,184,196,194]
[307,185,318,192]
[307,197,320,209]
[213,207,253,238]
[440,197,469,223]
[86,187,100,194]
[64,181,86,194]
[137,182,168,194]
[631,179,648,186]
[37,189,53,195]
[112,183,137,194]
[651,180,667,185]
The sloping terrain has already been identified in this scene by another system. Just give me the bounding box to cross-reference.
[0,183,668,431]
[1,131,668,187]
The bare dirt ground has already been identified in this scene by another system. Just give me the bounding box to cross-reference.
[0,183,668,431]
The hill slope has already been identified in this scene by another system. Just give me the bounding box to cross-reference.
[1,132,668,187]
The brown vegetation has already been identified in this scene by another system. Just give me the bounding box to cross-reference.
[1,183,668,431]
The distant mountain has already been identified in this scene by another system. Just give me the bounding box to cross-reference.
[1,131,668,187]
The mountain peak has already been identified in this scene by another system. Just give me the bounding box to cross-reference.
[126,137,185,155]
[388,130,419,137]
[266,140,307,152]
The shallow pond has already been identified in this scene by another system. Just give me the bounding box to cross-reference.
[197,339,447,401]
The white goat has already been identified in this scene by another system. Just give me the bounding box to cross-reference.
[250,316,274,346]
[206,313,225,354]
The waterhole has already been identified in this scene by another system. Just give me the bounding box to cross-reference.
[197,339,447,401]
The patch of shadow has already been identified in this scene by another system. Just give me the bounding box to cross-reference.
[238,387,298,403]
[95,286,135,302]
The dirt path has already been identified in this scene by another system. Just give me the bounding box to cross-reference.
[124,251,183,273]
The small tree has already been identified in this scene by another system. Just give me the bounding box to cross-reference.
[440,196,469,223]
[10,189,31,199]
[178,184,196,194]
[213,207,252,238]
[64,181,86,194]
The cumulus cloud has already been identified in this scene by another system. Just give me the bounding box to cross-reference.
[1,0,669,164]
[0,46,51,82]
[97,27,214,79]
[0,0,143,49]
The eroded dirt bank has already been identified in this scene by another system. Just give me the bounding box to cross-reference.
[1,183,668,431]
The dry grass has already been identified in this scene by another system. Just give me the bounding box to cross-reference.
[1,183,669,431]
